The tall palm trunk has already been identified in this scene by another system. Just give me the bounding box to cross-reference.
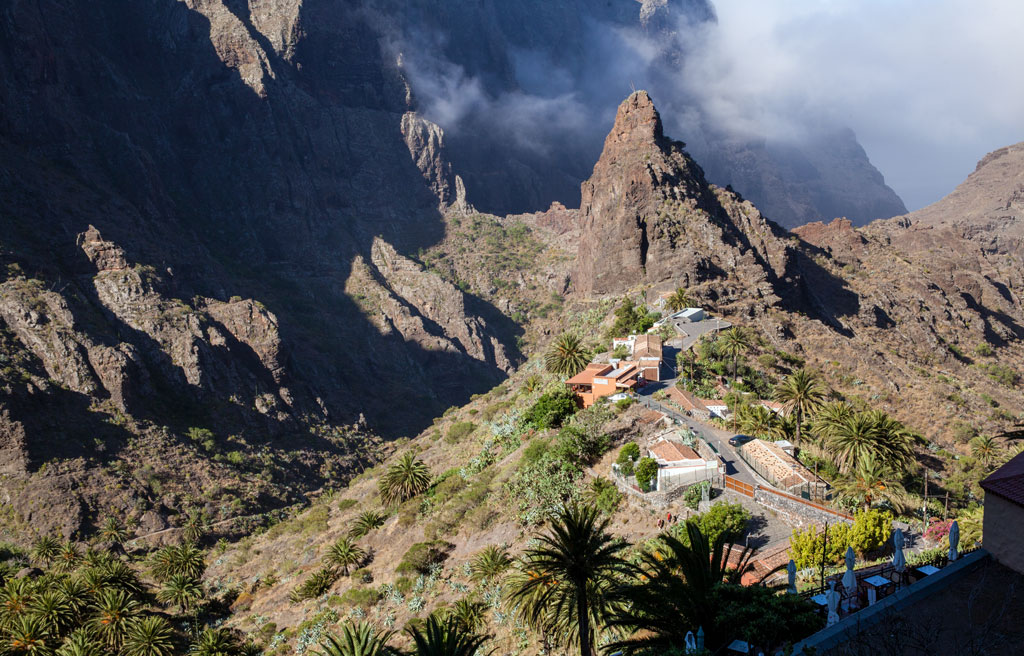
[577,584,591,656]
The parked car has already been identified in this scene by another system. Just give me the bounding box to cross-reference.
[728,434,753,447]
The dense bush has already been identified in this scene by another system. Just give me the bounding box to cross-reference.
[587,477,623,515]
[682,481,718,510]
[789,509,892,569]
[525,388,578,429]
[446,422,476,444]
[396,541,453,575]
[616,443,640,476]
[506,450,582,524]
[608,298,660,337]
[550,426,610,466]
[635,457,658,492]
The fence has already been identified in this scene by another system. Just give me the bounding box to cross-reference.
[610,463,718,508]
[724,474,755,498]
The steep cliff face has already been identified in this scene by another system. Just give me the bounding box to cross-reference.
[575,92,795,311]
[379,0,905,227]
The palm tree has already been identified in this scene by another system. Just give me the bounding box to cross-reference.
[97,561,144,597]
[189,628,241,656]
[469,546,511,582]
[53,542,80,573]
[314,621,395,656]
[737,404,776,439]
[122,617,175,656]
[87,588,139,649]
[56,629,104,656]
[717,328,752,383]
[324,538,365,576]
[56,578,90,622]
[30,536,61,567]
[99,518,128,546]
[446,598,486,633]
[28,589,74,639]
[150,543,205,582]
[7,614,51,655]
[0,577,35,627]
[834,454,905,511]
[157,574,203,615]
[811,401,855,442]
[864,410,915,471]
[603,522,781,654]
[825,411,879,474]
[378,453,432,508]
[773,369,825,448]
[971,435,1001,468]
[544,334,591,378]
[406,615,490,656]
[507,505,632,656]
[666,287,692,313]
[348,511,385,539]
[182,512,208,544]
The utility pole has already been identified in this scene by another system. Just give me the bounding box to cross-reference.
[820,521,829,594]
[923,470,929,533]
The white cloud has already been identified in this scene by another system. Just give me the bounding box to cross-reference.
[690,0,1024,208]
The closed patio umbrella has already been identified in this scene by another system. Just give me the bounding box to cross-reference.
[842,546,857,603]
[892,528,906,575]
[949,519,960,562]
[826,580,841,627]
[787,559,797,595]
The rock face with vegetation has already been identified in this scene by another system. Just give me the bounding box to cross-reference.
[575,91,796,308]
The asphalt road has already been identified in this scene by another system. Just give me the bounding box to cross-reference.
[635,391,760,487]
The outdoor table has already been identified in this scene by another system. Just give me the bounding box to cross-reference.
[916,565,940,576]
[863,574,893,605]
[810,593,829,606]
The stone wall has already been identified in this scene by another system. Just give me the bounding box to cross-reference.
[982,493,1024,574]
[754,487,853,528]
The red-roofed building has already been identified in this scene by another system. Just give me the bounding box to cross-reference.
[566,362,639,408]
[666,387,712,421]
[981,451,1024,574]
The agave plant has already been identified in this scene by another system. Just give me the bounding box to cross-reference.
[122,616,176,656]
[348,511,386,539]
[314,621,395,656]
[378,453,432,508]
[324,538,366,576]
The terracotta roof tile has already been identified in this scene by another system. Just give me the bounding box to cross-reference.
[650,439,700,463]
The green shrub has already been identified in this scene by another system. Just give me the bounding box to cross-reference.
[551,426,610,466]
[985,363,1019,387]
[614,397,634,411]
[616,442,640,476]
[337,499,358,512]
[682,481,715,510]
[848,509,893,556]
[446,422,476,444]
[697,502,750,544]
[612,345,630,360]
[975,343,994,357]
[349,568,373,584]
[635,457,658,492]
[525,388,578,429]
[587,477,622,515]
[396,541,453,575]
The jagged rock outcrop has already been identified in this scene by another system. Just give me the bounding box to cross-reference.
[575,91,794,309]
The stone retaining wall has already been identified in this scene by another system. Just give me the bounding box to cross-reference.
[754,487,853,528]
